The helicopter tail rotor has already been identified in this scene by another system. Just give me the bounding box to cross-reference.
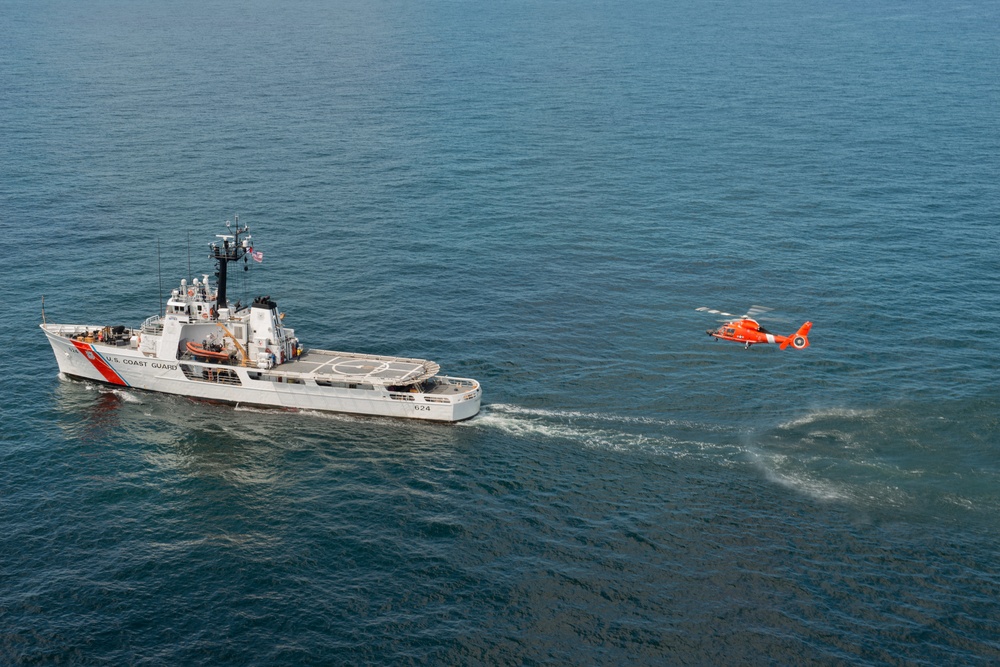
[779,322,812,350]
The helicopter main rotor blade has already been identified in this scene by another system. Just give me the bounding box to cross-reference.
[698,305,789,322]
[744,305,772,317]
[696,307,740,318]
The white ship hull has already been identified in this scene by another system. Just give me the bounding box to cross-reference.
[43,324,481,422]
[43,220,481,422]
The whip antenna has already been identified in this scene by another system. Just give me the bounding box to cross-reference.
[157,238,163,316]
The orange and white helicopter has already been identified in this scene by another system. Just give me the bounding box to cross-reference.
[697,306,812,350]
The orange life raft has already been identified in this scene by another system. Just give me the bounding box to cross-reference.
[186,341,230,361]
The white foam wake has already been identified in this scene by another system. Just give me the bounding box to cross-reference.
[778,407,880,429]
[465,404,736,459]
[104,387,143,404]
[484,403,732,431]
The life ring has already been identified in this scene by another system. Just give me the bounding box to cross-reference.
[188,289,195,297]
[202,313,208,319]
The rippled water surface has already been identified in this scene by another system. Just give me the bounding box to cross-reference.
[3,0,999,663]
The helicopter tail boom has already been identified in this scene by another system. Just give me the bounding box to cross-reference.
[779,322,812,350]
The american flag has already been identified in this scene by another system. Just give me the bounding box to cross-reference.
[250,249,263,263]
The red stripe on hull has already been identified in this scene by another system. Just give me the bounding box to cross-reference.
[70,340,128,386]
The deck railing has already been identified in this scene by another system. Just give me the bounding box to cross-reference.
[179,363,242,386]
[141,315,164,335]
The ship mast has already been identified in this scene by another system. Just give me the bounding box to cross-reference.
[209,216,252,314]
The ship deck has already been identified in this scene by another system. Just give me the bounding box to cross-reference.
[276,349,440,386]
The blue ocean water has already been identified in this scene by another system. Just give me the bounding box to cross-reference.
[2,0,999,663]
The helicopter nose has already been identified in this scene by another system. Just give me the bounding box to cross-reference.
[706,329,714,336]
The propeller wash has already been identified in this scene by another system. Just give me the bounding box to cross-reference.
[41,220,482,422]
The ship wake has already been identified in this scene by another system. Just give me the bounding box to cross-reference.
[466,403,742,461]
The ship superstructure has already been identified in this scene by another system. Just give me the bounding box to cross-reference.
[41,220,481,422]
